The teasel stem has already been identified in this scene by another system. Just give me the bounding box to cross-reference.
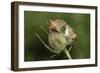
[64,47,72,60]
[68,45,72,52]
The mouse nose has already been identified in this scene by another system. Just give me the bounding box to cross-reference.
[72,34,77,40]
[72,37,75,40]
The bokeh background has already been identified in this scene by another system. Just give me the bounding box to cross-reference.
[24,11,90,61]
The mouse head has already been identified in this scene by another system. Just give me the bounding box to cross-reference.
[48,19,66,32]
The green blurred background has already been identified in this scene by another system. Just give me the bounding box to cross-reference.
[24,11,90,61]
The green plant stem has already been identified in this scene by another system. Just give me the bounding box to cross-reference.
[64,48,72,60]
[68,45,72,52]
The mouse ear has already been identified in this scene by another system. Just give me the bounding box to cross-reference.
[48,19,55,30]
[49,19,54,25]
[48,19,53,30]
[49,19,58,28]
